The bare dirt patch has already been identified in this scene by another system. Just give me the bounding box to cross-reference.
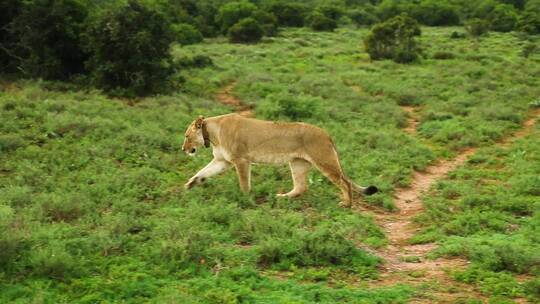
[216,82,254,117]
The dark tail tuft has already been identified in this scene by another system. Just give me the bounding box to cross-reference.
[363,185,378,196]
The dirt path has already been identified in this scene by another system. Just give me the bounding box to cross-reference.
[358,108,540,302]
[401,105,419,135]
[216,82,254,117]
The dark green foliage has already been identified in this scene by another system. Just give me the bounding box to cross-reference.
[308,4,345,32]
[172,23,203,45]
[176,54,214,68]
[499,0,526,9]
[309,11,338,31]
[217,1,257,34]
[252,10,279,37]
[517,2,540,34]
[488,4,518,32]
[267,1,307,27]
[316,3,345,21]
[465,18,490,37]
[376,0,413,21]
[450,31,467,38]
[364,14,421,63]
[412,0,460,26]
[160,0,220,37]
[0,0,22,73]
[9,0,89,80]
[83,0,175,96]
[227,18,264,43]
[348,7,379,26]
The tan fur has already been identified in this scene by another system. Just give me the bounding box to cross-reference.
[182,113,372,207]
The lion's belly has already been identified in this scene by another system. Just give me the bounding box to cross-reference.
[250,152,302,164]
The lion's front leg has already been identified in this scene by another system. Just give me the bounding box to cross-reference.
[185,158,231,189]
[233,160,251,193]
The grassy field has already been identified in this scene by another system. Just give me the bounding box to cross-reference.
[1,26,539,303]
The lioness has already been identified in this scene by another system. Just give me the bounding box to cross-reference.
[181,114,378,207]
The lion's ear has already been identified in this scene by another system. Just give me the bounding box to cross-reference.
[195,116,204,129]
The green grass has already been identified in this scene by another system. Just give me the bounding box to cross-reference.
[414,126,540,302]
[1,26,540,302]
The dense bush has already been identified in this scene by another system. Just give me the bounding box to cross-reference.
[0,0,22,73]
[348,7,379,26]
[488,4,518,32]
[376,0,413,21]
[267,1,307,27]
[316,3,345,21]
[309,11,338,31]
[517,1,540,34]
[252,10,279,37]
[9,0,89,80]
[172,23,203,45]
[465,18,490,37]
[364,14,422,63]
[84,0,175,96]
[308,4,344,32]
[228,18,264,43]
[412,0,460,26]
[217,1,257,34]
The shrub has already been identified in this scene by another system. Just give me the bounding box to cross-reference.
[364,14,422,63]
[0,0,22,73]
[488,4,518,32]
[10,0,89,80]
[316,4,345,21]
[29,245,78,280]
[258,93,322,120]
[309,11,338,32]
[473,0,499,19]
[517,8,540,34]
[376,0,414,21]
[349,8,379,26]
[176,54,214,68]
[172,23,203,45]
[227,18,264,43]
[217,1,257,34]
[267,1,307,27]
[192,2,220,37]
[500,0,526,9]
[450,31,467,39]
[465,18,490,37]
[412,0,460,26]
[84,0,175,96]
[252,10,279,37]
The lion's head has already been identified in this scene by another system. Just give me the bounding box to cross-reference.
[182,116,205,156]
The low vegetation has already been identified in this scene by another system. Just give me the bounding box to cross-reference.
[1,0,540,302]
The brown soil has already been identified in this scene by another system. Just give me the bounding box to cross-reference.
[355,108,540,302]
[216,82,254,117]
[401,105,419,135]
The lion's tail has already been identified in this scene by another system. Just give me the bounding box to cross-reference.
[345,177,378,196]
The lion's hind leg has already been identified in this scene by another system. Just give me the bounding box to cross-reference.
[277,158,311,198]
[309,150,354,207]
